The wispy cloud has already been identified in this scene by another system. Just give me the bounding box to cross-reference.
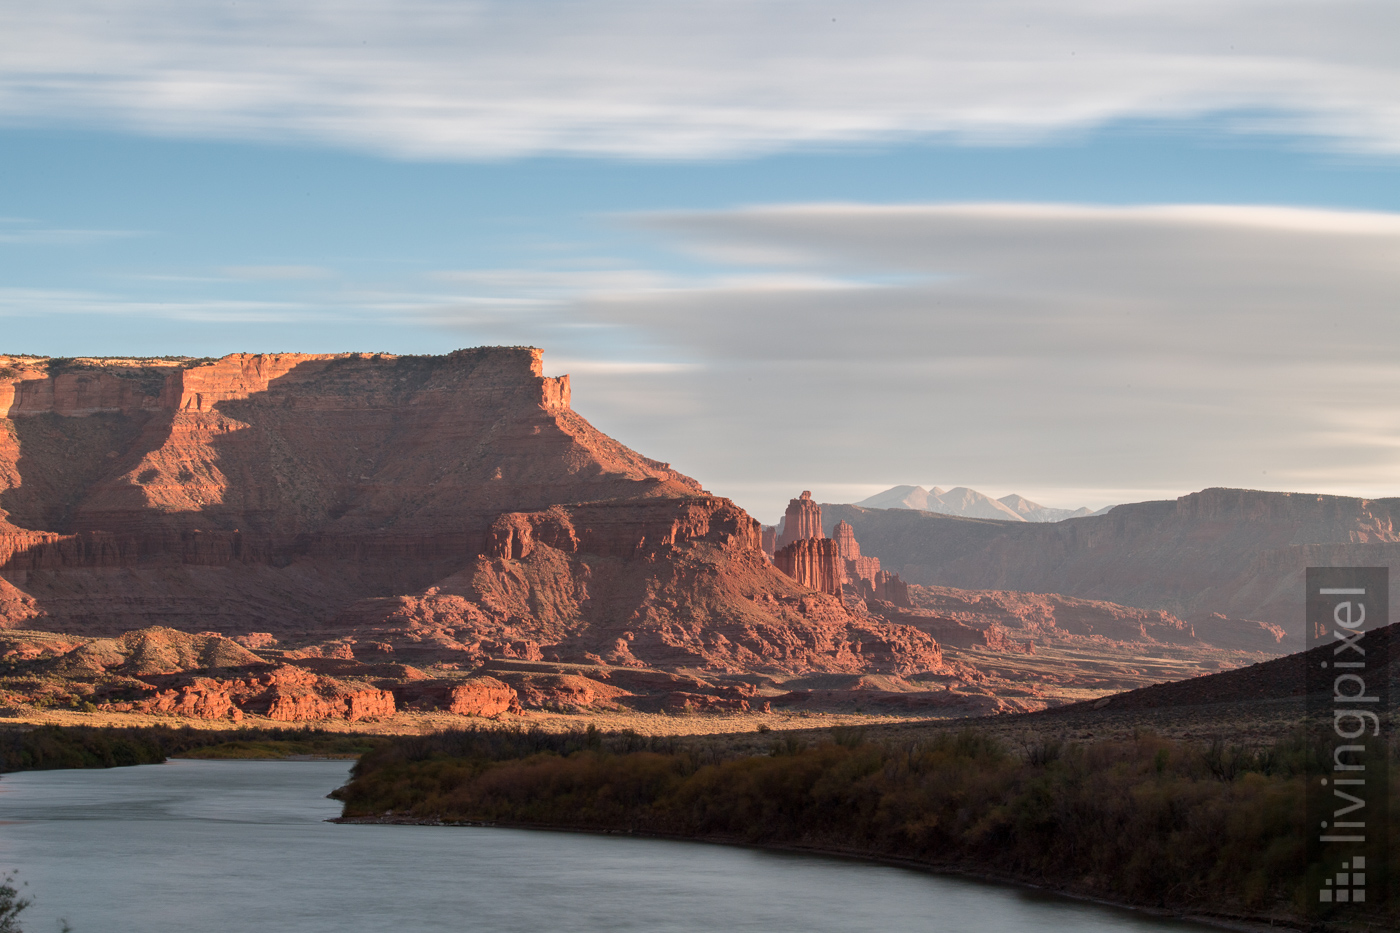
[0,287,321,323]
[0,2,1396,158]
[543,358,701,376]
[516,201,1400,515]
[0,218,140,245]
[9,201,1400,518]
[220,265,334,280]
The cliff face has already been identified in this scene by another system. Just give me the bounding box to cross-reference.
[773,538,844,597]
[337,496,942,675]
[831,520,861,560]
[0,350,945,679]
[0,350,703,632]
[825,488,1400,644]
[775,491,824,549]
[3,349,697,541]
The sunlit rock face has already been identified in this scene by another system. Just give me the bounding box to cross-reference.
[0,350,943,682]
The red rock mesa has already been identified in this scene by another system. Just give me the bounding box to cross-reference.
[0,350,939,676]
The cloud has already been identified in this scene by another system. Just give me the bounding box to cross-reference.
[220,265,333,280]
[542,359,701,376]
[504,202,1400,517]
[0,287,321,323]
[0,218,140,245]
[0,2,1397,157]
[8,201,1399,518]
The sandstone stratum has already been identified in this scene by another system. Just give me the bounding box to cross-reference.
[0,350,1267,726]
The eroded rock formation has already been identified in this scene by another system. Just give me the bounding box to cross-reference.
[831,520,861,561]
[446,677,519,716]
[775,491,824,549]
[0,349,704,633]
[859,570,911,607]
[340,495,943,675]
[772,503,911,607]
[0,351,959,719]
[831,518,889,593]
[773,538,844,597]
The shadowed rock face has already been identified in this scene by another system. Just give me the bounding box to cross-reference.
[831,521,861,560]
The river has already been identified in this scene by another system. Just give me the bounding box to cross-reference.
[0,760,1217,932]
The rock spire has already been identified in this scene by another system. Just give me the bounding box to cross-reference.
[775,491,824,549]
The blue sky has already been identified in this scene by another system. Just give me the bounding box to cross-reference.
[3,2,1399,520]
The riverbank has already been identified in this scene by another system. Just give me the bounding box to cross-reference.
[0,724,388,772]
[331,726,1398,932]
[0,758,1233,933]
[333,812,1290,933]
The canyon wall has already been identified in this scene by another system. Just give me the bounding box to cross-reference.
[773,538,844,597]
[0,350,704,633]
[825,488,1400,643]
[0,351,945,678]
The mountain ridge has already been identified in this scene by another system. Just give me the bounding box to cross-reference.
[824,486,1400,644]
[852,484,1102,522]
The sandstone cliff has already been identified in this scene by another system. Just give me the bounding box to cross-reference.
[337,496,943,676]
[773,538,844,597]
[771,499,910,608]
[774,491,823,549]
[823,489,1400,648]
[0,350,704,632]
[0,351,947,685]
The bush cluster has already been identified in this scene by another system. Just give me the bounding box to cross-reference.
[338,727,1398,925]
[0,725,386,773]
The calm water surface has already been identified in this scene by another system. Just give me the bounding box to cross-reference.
[0,760,1215,932]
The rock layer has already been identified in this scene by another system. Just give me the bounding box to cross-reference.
[773,538,844,597]
[0,352,952,682]
[0,350,707,634]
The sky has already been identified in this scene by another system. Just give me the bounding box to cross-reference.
[2,1,1399,522]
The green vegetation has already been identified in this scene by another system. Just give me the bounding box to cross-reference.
[0,725,390,773]
[176,734,385,759]
[39,356,218,396]
[337,727,1399,927]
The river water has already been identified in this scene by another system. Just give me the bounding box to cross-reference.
[0,760,1215,932]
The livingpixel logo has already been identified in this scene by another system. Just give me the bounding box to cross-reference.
[1306,568,1391,914]
[1318,855,1365,903]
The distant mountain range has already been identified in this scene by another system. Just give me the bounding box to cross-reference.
[822,487,1400,644]
[853,485,1113,523]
